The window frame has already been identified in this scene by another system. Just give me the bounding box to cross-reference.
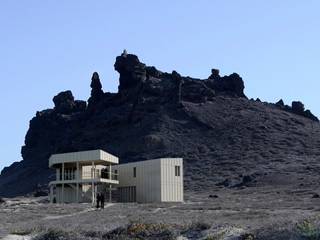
[133,167,136,178]
[175,165,181,177]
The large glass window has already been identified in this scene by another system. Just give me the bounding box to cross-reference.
[133,167,136,178]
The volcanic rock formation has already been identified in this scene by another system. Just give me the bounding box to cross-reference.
[0,53,319,197]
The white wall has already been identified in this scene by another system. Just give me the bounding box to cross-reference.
[114,159,161,202]
[160,158,183,202]
[114,158,183,203]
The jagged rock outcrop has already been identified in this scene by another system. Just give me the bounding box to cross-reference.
[53,91,86,114]
[275,99,284,107]
[114,53,147,91]
[88,72,104,106]
[0,52,319,197]
[206,70,246,98]
[274,99,318,122]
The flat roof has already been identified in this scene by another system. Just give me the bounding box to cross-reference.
[115,158,183,167]
[49,149,119,168]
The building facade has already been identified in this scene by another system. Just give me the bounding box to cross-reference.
[48,150,119,204]
[114,158,184,203]
[49,151,183,204]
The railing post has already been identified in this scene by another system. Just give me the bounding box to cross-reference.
[91,161,95,206]
[62,162,64,203]
[76,161,79,203]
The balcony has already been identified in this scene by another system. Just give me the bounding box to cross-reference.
[82,170,118,181]
[57,169,118,182]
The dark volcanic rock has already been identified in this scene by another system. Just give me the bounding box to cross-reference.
[207,71,246,98]
[53,91,75,114]
[88,72,104,106]
[53,90,86,114]
[114,53,147,91]
[0,52,320,197]
[275,99,284,107]
[292,101,305,114]
[274,99,319,122]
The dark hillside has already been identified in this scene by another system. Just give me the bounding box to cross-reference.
[0,53,319,197]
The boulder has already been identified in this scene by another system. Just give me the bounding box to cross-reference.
[208,68,220,80]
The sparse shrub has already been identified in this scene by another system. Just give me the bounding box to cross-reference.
[10,228,33,236]
[205,233,225,240]
[103,223,176,240]
[297,220,320,240]
[181,221,211,239]
[240,233,255,240]
[0,197,5,204]
[187,221,211,231]
[127,223,175,239]
[33,229,73,240]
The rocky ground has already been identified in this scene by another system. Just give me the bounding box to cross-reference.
[1,188,320,240]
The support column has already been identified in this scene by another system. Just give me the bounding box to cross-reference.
[50,185,53,203]
[91,161,95,206]
[62,163,65,204]
[76,162,79,203]
[109,184,112,203]
[109,164,112,180]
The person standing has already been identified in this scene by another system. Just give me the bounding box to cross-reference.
[96,193,101,208]
[101,192,105,209]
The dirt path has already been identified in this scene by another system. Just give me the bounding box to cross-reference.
[42,203,114,220]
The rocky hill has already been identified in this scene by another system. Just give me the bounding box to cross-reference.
[0,52,319,197]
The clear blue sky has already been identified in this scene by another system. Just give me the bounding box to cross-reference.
[0,1,319,171]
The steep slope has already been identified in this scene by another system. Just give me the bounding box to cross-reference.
[0,53,319,197]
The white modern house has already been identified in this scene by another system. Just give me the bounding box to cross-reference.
[48,150,119,204]
[48,150,184,204]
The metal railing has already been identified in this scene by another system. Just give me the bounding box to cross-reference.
[58,169,118,181]
[82,170,118,181]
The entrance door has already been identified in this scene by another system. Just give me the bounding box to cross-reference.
[118,186,136,202]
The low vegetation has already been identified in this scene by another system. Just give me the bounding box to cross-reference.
[296,220,320,240]
[10,228,34,236]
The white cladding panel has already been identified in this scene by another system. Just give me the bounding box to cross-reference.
[115,158,183,203]
[114,159,161,203]
[160,158,183,202]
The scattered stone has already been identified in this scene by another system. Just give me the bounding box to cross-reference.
[208,194,218,198]
[312,193,320,198]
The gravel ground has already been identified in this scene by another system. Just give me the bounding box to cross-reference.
[1,187,320,239]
